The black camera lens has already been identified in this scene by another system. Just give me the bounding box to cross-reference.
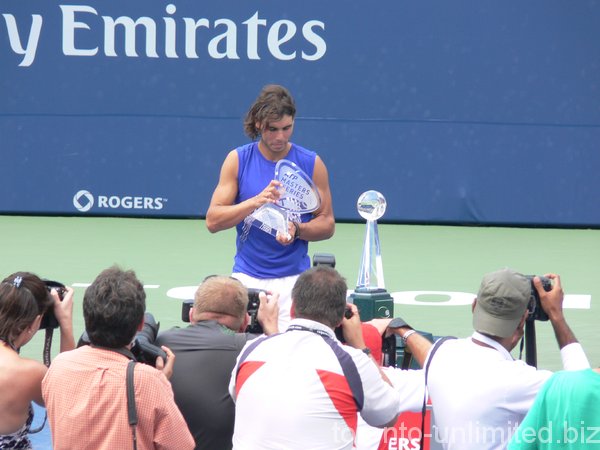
[181,300,194,322]
[344,306,353,319]
[246,288,264,334]
[45,281,66,300]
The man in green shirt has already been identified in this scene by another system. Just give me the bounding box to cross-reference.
[509,368,600,449]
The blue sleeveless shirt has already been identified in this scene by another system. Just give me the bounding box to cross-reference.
[233,142,317,278]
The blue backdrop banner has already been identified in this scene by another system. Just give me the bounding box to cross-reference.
[2,1,599,226]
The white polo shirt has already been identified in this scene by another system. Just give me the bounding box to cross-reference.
[425,332,590,450]
[229,318,400,450]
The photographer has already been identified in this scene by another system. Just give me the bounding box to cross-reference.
[0,271,74,449]
[155,275,279,450]
[348,318,433,450]
[423,268,589,450]
[229,266,410,449]
[42,266,194,450]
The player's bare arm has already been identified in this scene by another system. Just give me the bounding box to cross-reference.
[294,156,335,242]
[206,150,282,233]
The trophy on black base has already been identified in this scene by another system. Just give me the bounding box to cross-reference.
[348,190,394,321]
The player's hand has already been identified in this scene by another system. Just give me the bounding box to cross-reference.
[276,221,296,246]
[254,180,283,208]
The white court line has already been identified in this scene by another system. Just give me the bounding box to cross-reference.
[166,286,197,300]
[563,295,591,309]
[387,291,591,310]
[71,285,592,310]
[72,283,159,289]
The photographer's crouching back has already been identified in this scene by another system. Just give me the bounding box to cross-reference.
[42,266,194,450]
[156,275,279,450]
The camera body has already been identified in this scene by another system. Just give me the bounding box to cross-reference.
[181,299,194,322]
[245,288,264,334]
[180,288,265,334]
[312,252,336,268]
[333,305,355,341]
[41,280,67,330]
[131,313,167,365]
[334,306,397,367]
[77,312,166,367]
[525,275,552,322]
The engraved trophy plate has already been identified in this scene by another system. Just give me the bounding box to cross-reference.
[244,159,321,239]
[275,160,321,213]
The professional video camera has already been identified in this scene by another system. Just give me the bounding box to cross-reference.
[181,288,265,334]
[41,280,67,330]
[77,312,167,367]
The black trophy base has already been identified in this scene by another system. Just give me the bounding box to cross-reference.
[348,287,394,321]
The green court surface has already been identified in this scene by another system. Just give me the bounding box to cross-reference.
[1,215,599,371]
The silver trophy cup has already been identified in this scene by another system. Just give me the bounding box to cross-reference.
[356,190,387,289]
[350,190,393,320]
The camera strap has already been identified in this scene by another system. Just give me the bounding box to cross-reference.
[235,325,365,411]
[523,320,538,368]
[286,325,365,410]
[126,360,138,450]
[420,336,456,450]
[29,329,54,435]
[42,328,53,367]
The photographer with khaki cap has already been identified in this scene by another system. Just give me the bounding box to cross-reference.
[424,268,589,450]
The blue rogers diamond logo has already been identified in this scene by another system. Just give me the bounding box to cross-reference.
[73,190,94,212]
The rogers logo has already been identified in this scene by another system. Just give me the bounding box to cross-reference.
[73,190,167,212]
[73,190,94,212]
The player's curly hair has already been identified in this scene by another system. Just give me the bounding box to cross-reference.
[244,85,296,140]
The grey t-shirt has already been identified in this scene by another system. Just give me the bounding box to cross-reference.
[156,321,256,450]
